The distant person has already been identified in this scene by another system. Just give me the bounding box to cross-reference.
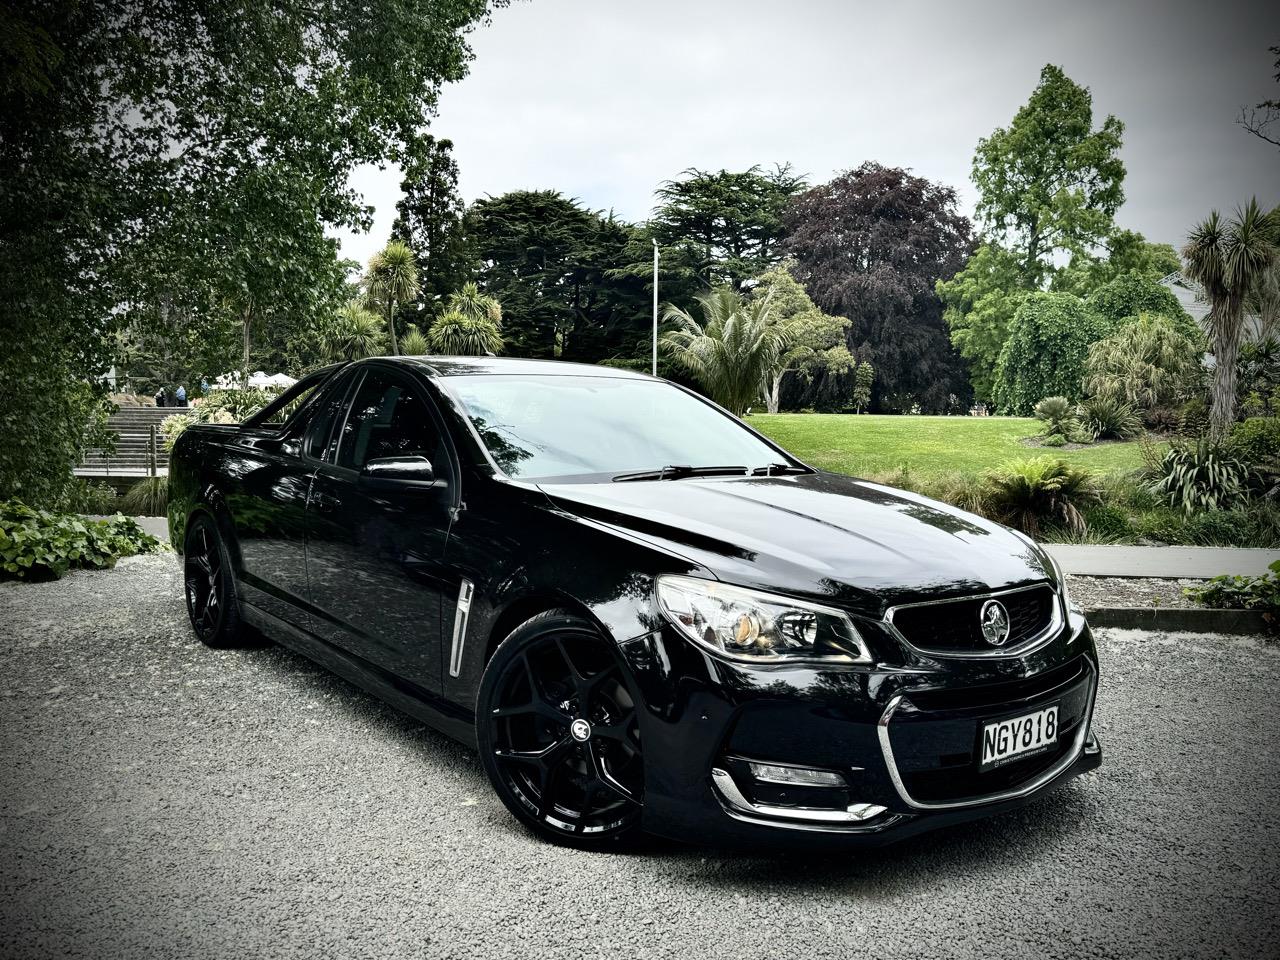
[155,388,166,408]
[176,385,187,407]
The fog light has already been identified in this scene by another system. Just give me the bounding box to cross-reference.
[748,762,846,787]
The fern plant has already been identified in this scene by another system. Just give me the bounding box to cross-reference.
[983,457,1099,536]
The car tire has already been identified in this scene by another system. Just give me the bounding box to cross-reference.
[183,514,250,649]
[478,609,644,847]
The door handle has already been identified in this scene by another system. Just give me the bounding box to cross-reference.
[312,492,341,514]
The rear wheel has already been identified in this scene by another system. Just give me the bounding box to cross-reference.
[478,611,644,846]
[183,514,247,648]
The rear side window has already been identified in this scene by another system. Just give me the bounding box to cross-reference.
[303,373,356,462]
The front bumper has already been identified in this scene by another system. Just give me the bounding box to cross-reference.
[618,608,1101,849]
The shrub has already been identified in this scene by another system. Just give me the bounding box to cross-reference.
[1184,560,1279,632]
[1041,433,1067,447]
[400,325,430,356]
[1085,274,1200,341]
[1033,396,1077,437]
[121,477,169,517]
[1178,395,1209,434]
[1082,312,1203,412]
[1229,417,1280,466]
[161,413,195,451]
[1080,502,1133,541]
[194,387,276,422]
[1143,406,1181,434]
[1078,395,1144,441]
[993,293,1114,415]
[599,358,650,372]
[983,457,1099,537]
[1145,438,1251,514]
[59,479,119,515]
[0,501,162,581]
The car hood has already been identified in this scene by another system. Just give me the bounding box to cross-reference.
[537,471,1053,616]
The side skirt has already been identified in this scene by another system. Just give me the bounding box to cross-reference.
[240,600,479,749]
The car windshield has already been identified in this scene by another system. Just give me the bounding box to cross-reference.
[443,374,792,481]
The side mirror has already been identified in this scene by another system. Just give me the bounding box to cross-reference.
[359,455,436,486]
[279,439,302,458]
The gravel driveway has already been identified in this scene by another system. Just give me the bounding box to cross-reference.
[2,555,1277,959]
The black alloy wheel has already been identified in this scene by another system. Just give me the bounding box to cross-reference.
[478,611,644,846]
[183,515,246,648]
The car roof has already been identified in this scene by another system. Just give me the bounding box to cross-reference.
[379,355,656,380]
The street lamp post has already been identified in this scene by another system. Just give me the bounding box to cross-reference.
[652,239,659,377]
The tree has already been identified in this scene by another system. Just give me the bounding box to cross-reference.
[1182,201,1280,438]
[390,135,469,326]
[783,162,974,413]
[1053,229,1182,296]
[661,288,791,416]
[851,361,875,414]
[1083,313,1204,414]
[447,281,503,326]
[651,165,806,291]
[0,0,498,505]
[465,191,649,360]
[972,65,1125,288]
[320,302,386,362]
[1239,44,1280,150]
[425,310,503,356]
[1085,272,1200,342]
[366,241,421,356]
[993,292,1114,414]
[938,243,1027,403]
[749,263,851,413]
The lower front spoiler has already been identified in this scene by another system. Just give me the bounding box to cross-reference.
[642,734,1103,851]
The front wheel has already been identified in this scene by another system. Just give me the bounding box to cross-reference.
[477,611,644,847]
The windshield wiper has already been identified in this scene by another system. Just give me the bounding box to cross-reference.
[612,464,749,482]
[751,463,809,476]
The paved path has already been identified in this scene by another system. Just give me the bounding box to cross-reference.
[1,555,1277,959]
[1048,544,1277,579]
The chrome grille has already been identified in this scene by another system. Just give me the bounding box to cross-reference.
[887,584,1059,655]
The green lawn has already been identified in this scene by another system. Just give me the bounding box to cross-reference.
[747,414,1149,480]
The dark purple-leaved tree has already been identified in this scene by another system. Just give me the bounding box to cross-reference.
[782,163,974,413]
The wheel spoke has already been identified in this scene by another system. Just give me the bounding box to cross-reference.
[492,699,564,723]
[597,762,640,805]
[591,710,636,745]
[573,783,600,832]
[494,736,572,766]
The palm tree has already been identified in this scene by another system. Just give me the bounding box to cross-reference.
[400,324,429,356]
[366,240,420,355]
[660,287,791,416]
[320,301,385,362]
[447,281,502,326]
[426,309,503,356]
[1182,200,1280,438]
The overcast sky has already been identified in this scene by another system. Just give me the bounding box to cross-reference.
[334,0,1279,267]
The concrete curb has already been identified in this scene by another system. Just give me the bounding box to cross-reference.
[1085,606,1271,635]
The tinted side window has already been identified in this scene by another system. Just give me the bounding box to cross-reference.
[304,372,356,462]
[336,372,447,473]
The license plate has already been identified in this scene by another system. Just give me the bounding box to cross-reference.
[980,704,1059,770]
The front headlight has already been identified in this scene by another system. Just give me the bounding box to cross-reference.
[655,575,870,664]
[1046,552,1078,614]
[1013,529,1076,614]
